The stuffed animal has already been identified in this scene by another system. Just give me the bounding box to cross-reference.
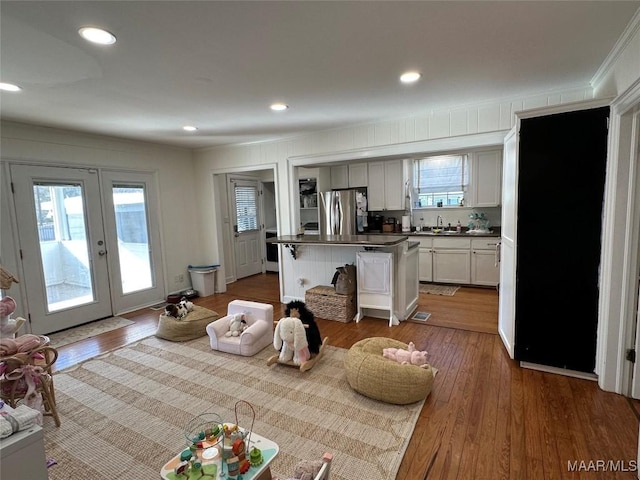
[225,313,248,337]
[285,300,322,354]
[164,303,188,319]
[179,297,194,312]
[281,458,324,480]
[0,296,25,337]
[382,342,429,368]
[273,316,310,365]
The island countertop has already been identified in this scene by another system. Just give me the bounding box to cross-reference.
[267,234,408,246]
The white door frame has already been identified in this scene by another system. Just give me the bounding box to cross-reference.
[597,78,640,395]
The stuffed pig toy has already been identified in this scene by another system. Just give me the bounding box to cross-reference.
[382,341,429,368]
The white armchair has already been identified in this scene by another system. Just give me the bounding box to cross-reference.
[206,300,273,356]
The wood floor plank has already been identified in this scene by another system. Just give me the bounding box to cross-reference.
[49,273,639,480]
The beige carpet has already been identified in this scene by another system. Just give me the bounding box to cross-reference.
[47,317,134,348]
[419,283,460,296]
[44,336,424,480]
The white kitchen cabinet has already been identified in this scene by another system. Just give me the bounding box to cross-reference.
[417,237,433,282]
[368,160,404,211]
[432,237,471,284]
[469,150,502,207]
[470,238,500,286]
[348,163,368,187]
[330,165,349,189]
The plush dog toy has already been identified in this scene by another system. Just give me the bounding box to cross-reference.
[382,342,429,367]
[179,297,194,312]
[225,313,247,337]
[273,316,310,365]
[164,303,188,319]
[285,300,322,354]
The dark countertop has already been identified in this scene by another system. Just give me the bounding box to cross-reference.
[267,234,409,246]
[407,230,500,238]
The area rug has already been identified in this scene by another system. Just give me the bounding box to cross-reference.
[419,283,460,296]
[44,336,424,480]
[47,317,134,348]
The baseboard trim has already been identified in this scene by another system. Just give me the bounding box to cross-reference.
[520,362,598,381]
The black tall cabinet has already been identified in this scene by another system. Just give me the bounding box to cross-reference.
[514,106,609,373]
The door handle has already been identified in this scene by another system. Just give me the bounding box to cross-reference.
[234,233,239,237]
[98,250,107,256]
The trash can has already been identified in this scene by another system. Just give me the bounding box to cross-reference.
[188,265,219,297]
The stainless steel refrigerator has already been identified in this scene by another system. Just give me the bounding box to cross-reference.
[318,188,367,235]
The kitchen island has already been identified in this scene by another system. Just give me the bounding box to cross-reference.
[268,234,419,324]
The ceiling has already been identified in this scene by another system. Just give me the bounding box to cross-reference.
[1,1,639,150]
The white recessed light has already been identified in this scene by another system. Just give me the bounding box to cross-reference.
[270,103,288,111]
[183,126,198,132]
[400,71,421,84]
[0,83,21,92]
[79,27,116,45]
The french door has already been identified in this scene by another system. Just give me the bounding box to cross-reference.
[11,164,165,334]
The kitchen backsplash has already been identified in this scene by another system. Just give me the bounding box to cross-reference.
[369,207,501,230]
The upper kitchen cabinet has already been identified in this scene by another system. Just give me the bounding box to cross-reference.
[368,160,404,211]
[330,163,369,189]
[468,150,502,207]
[330,165,349,189]
[348,163,368,188]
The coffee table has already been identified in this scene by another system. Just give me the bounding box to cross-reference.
[160,429,278,480]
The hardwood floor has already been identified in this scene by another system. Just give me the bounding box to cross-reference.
[53,273,639,480]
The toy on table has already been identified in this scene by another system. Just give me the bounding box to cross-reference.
[267,301,328,372]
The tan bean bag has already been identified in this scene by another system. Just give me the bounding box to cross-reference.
[155,305,219,342]
[344,337,435,405]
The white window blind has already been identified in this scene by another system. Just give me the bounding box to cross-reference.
[414,154,469,193]
[235,185,258,232]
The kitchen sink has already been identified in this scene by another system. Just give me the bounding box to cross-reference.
[413,230,461,235]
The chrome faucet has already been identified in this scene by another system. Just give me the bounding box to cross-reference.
[437,215,444,228]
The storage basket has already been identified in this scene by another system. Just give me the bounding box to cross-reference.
[305,285,356,323]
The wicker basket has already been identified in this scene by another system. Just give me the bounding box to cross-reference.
[305,285,356,323]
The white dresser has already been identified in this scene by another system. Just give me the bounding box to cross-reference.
[0,425,48,480]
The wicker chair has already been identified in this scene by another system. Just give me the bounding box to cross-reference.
[0,345,61,427]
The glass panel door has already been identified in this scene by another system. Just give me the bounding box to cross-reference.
[11,165,112,334]
[112,184,153,294]
[101,170,165,313]
[34,182,95,311]
[230,177,263,279]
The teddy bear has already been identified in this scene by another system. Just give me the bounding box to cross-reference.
[382,341,429,368]
[273,316,310,365]
[225,313,248,337]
